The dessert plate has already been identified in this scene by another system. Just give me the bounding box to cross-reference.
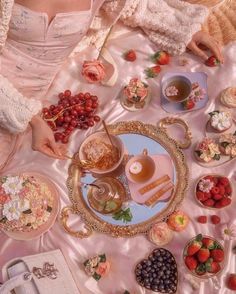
[3,172,60,241]
[61,121,189,238]
[161,72,208,114]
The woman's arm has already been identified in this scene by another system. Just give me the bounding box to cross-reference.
[0,75,66,159]
[102,0,222,61]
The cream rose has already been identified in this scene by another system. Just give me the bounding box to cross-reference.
[149,222,173,246]
[82,60,106,83]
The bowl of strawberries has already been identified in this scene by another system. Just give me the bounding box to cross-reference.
[184,234,225,279]
[195,174,232,209]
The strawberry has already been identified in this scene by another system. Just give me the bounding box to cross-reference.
[151,50,170,65]
[197,248,210,263]
[219,197,231,207]
[211,215,221,224]
[182,99,195,110]
[225,185,232,195]
[205,259,221,274]
[185,256,198,271]
[211,187,220,195]
[197,215,207,224]
[203,199,215,207]
[205,56,220,67]
[202,237,215,249]
[218,177,229,186]
[213,194,223,201]
[187,240,202,256]
[145,65,161,78]
[196,191,205,201]
[227,274,236,290]
[195,264,206,276]
[124,50,136,62]
[218,185,225,196]
[211,249,224,262]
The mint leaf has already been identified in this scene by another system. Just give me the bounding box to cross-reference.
[196,234,203,242]
[112,208,133,223]
[99,254,106,262]
[93,272,101,281]
[213,154,221,160]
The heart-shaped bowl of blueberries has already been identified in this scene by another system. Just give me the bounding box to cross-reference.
[135,248,178,293]
[183,234,225,279]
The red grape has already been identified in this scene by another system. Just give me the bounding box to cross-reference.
[78,93,84,99]
[88,120,94,127]
[50,105,55,111]
[64,116,71,123]
[94,115,100,122]
[64,90,71,97]
[92,102,98,109]
[62,136,69,144]
[91,95,98,102]
[84,92,91,99]
[54,132,63,141]
[58,92,64,100]
[70,119,78,127]
[85,107,92,113]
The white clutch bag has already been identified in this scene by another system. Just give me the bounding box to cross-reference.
[1,249,80,294]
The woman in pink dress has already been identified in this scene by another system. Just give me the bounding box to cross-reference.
[0,0,223,171]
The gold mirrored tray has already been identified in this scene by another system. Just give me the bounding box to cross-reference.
[60,120,189,238]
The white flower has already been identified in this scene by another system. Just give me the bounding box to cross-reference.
[219,223,236,240]
[3,198,30,221]
[2,176,24,196]
[198,179,214,193]
[165,86,178,96]
[211,112,231,131]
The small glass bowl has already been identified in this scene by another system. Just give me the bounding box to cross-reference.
[183,235,225,280]
[195,174,233,210]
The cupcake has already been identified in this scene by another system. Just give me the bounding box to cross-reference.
[195,138,221,163]
[123,78,149,109]
[209,111,232,132]
[220,87,236,108]
[0,174,54,233]
[219,132,236,158]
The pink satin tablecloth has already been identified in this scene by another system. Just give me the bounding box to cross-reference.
[0,23,236,294]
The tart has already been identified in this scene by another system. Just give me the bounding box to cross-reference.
[209,111,232,132]
[122,78,150,110]
[220,87,236,108]
[0,174,54,233]
[218,132,236,157]
[195,138,221,163]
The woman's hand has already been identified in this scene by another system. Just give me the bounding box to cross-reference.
[187,31,223,63]
[30,115,67,159]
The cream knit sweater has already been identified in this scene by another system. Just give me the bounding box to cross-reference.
[0,0,208,134]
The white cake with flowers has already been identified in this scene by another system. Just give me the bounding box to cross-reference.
[0,174,54,232]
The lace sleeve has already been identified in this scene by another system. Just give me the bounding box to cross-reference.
[0,75,42,133]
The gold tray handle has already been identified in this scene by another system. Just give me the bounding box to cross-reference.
[60,206,93,238]
[158,117,192,149]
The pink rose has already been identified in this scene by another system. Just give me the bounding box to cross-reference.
[95,261,110,277]
[0,194,10,205]
[82,60,106,83]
